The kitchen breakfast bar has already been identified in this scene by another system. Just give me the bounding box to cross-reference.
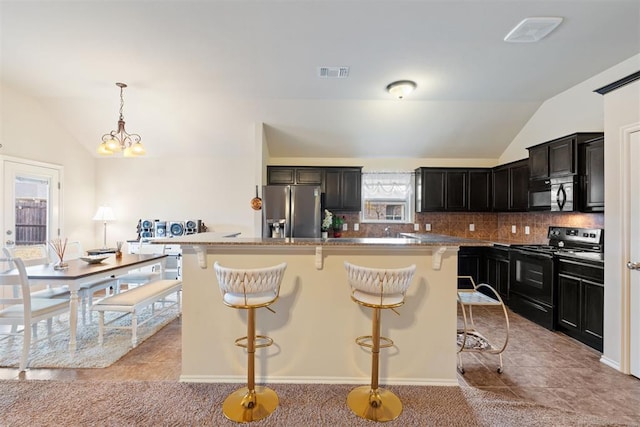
[157,233,490,386]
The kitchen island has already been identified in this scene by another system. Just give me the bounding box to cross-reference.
[155,233,491,386]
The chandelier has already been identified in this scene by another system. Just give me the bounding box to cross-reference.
[97,82,146,157]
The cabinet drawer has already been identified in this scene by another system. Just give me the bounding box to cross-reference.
[557,258,603,283]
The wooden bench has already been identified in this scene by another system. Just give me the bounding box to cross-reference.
[92,279,182,347]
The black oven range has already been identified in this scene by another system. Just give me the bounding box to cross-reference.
[509,226,603,330]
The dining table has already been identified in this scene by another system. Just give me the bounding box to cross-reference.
[23,253,168,353]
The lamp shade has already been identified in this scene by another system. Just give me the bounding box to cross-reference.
[93,206,115,222]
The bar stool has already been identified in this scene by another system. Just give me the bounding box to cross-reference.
[344,261,416,422]
[213,261,287,423]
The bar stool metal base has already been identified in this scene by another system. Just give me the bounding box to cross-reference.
[347,385,403,422]
[222,386,279,423]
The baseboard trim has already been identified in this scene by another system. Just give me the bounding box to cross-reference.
[179,374,458,387]
[600,355,623,372]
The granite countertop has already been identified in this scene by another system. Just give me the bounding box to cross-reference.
[154,232,492,247]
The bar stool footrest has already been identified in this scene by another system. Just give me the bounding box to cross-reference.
[355,335,394,349]
[234,335,273,349]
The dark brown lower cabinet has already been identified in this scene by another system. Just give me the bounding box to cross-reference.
[556,257,604,351]
[484,246,510,301]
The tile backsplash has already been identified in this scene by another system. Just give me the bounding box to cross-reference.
[331,211,604,244]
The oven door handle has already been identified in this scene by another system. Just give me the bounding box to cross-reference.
[556,184,566,210]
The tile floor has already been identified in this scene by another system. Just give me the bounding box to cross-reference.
[1,306,638,425]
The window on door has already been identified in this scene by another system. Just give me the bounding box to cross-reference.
[2,156,62,252]
[361,172,414,223]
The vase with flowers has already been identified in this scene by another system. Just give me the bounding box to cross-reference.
[321,209,333,239]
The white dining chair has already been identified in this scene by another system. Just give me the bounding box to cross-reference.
[116,243,165,291]
[0,256,70,371]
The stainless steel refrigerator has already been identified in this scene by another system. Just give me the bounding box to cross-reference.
[262,185,321,238]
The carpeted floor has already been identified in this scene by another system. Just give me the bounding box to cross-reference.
[0,306,180,369]
[0,381,628,426]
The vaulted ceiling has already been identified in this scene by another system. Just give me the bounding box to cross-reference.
[2,0,639,159]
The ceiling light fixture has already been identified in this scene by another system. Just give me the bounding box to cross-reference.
[386,80,417,99]
[97,82,146,157]
[504,17,563,43]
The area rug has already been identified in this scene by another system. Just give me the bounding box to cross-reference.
[0,305,180,369]
[0,381,629,426]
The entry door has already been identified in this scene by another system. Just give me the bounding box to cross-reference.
[630,130,640,379]
[2,156,62,250]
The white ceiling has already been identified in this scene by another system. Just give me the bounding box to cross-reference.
[1,0,639,159]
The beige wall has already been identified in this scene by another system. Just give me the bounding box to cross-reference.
[499,55,640,164]
[0,84,97,250]
[602,78,640,372]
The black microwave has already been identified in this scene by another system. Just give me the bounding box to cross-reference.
[529,179,551,211]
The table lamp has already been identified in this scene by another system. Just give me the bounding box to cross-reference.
[93,206,115,249]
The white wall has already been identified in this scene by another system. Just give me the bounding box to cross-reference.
[94,155,262,243]
[0,84,97,250]
[602,78,640,372]
[500,55,640,164]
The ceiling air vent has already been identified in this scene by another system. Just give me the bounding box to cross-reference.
[318,66,350,78]
[504,17,563,43]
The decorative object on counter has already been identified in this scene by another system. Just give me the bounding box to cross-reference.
[97,82,146,157]
[332,215,344,238]
[343,261,416,422]
[115,241,123,259]
[322,209,333,238]
[93,206,115,249]
[49,237,68,270]
[251,185,262,210]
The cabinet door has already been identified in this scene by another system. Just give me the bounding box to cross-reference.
[549,136,576,177]
[492,166,509,211]
[558,274,581,332]
[528,145,549,180]
[583,280,604,343]
[468,169,492,211]
[296,168,323,185]
[446,170,467,211]
[324,170,342,210]
[485,250,510,300]
[341,169,362,211]
[421,169,446,211]
[267,167,295,184]
[458,247,483,288]
[509,160,529,211]
[324,168,362,211]
[580,138,604,212]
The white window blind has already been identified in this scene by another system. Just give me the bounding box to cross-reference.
[361,172,414,223]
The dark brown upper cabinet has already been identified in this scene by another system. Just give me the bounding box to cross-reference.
[267,165,362,211]
[415,167,491,212]
[267,166,324,186]
[527,133,604,180]
[324,167,362,211]
[578,136,605,212]
[492,159,529,212]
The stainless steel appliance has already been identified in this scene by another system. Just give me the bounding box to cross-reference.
[550,176,576,212]
[262,185,321,238]
[510,226,603,330]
